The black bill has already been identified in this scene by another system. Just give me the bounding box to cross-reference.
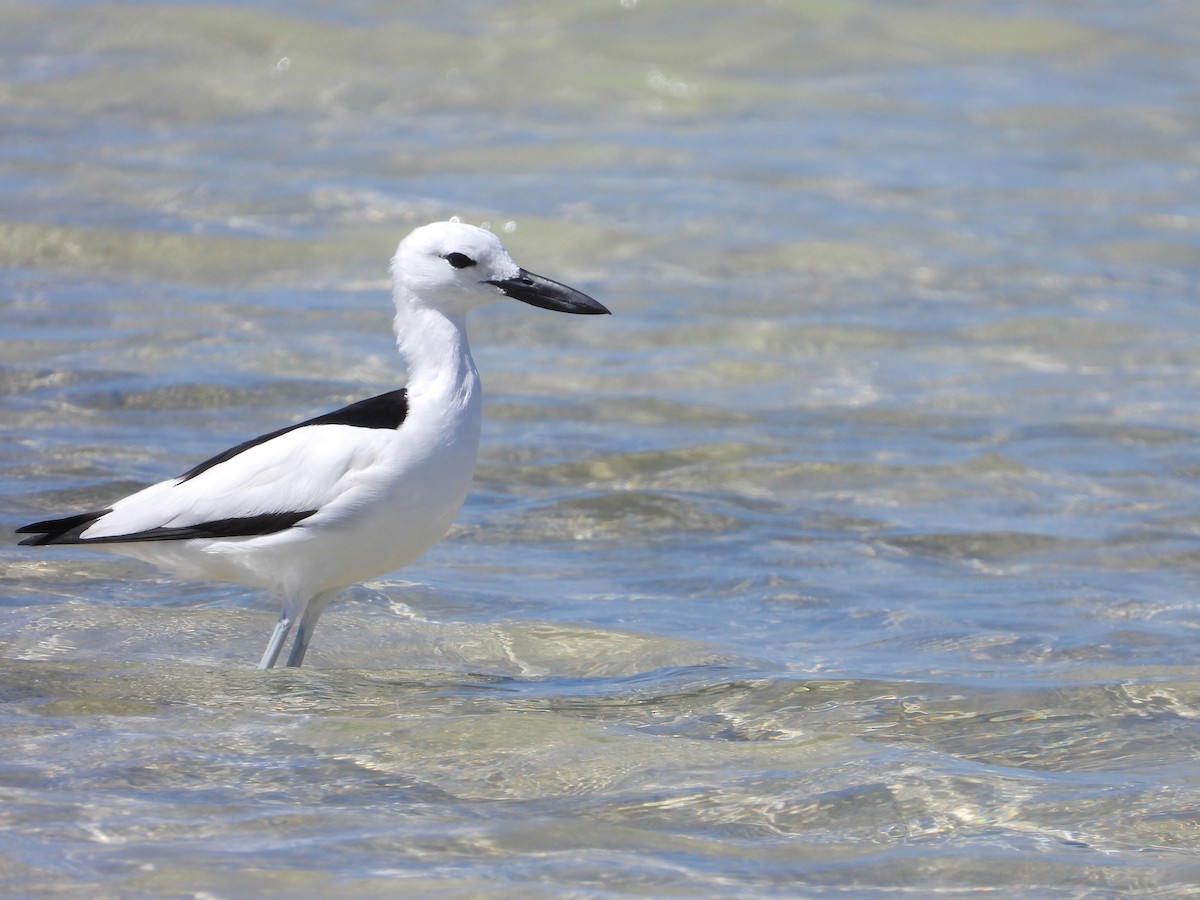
[484,269,610,315]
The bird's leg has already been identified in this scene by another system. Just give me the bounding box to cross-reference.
[258,611,293,669]
[284,589,338,668]
[283,625,310,668]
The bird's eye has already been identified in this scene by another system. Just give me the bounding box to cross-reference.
[443,252,476,269]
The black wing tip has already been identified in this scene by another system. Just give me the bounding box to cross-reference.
[17,508,316,542]
[16,509,112,546]
[16,508,317,545]
[116,509,319,542]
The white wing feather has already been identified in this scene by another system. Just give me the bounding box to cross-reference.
[81,424,398,539]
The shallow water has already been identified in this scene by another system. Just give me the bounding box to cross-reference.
[3,0,1200,895]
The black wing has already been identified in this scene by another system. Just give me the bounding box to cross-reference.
[17,389,408,545]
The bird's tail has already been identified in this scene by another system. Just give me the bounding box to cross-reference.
[15,510,111,546]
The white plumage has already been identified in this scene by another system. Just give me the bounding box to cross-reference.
[18,221,609,668]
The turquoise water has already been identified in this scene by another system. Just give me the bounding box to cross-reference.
[3,1,1200,895]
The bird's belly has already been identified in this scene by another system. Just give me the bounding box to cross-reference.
[306,461,473,589]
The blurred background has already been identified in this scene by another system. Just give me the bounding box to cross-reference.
[2,1,1199,895]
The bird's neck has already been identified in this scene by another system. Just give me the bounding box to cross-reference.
[393,300,479,405]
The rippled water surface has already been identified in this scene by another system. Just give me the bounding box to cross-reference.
[3,0,1200,895]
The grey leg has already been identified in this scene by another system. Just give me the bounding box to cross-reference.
[258,612,293,669]
[284,589,338,668]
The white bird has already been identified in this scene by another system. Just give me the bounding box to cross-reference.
[18,221,609,668]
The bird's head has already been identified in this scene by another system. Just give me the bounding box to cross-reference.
[390,220,609,317]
